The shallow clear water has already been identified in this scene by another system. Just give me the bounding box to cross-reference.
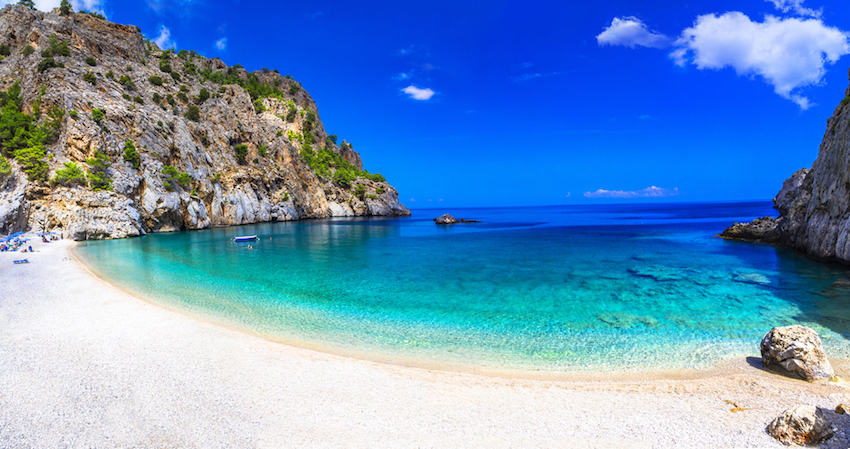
[73,202,850,372]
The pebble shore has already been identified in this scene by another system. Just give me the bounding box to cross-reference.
[2,239,850,448]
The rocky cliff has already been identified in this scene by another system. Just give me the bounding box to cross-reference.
[721,69,850,262]
[0,5,409,240]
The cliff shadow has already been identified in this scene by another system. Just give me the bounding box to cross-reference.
[717,238,850,343]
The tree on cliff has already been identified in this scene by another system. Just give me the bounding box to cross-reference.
[17,0,34,9]
[60,0,72,15]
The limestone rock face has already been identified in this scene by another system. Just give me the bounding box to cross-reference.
[767,406,834,446]
[0,5,409,240]
[0,178,28,235]
[760,325,834,382]
[435,214,459,225]
[722,71,850,262]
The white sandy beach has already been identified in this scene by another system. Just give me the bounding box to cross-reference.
[1,239,850,448]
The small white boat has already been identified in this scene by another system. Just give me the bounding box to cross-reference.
[233,235,258,242]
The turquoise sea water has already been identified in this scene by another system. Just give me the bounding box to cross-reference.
[73,202,850,372]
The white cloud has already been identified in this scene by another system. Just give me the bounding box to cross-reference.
[584,186,679,199]
[392,72,411,80]
[597,17,670,49]
[153,24,175,50]
[409,198,416,202]
[767,0,821,18]
[401,85,435,100]
[214,37,227,51]
[520,62,534,69]
[670,12,849,109]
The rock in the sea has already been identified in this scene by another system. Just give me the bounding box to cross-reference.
[435,214,459,225]
[720,216,780,243]
[767,405,834,446]
[760,325,834,381]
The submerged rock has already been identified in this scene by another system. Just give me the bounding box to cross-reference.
[760,325,834,382]
[767,405,834,446]
[733,273,771,285]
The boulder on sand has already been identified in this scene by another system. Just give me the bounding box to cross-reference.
[767,405,834,445]
[760,325,834,381]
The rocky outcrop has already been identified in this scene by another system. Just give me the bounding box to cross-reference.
[719,216,780,243]
[767,406,834,446]
[0,5,409,240]
[721,69,850,262]
[760,325,834,382]
[435,214,459,225]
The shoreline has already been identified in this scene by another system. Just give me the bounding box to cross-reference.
[3,238,850,447]
[68,242,772,382]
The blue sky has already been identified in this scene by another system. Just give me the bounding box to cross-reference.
[12,0,850,206]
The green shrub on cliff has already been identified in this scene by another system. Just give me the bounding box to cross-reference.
[333,167,355,188]
[123,139,140,169]
[0,153,11,178]
[170,71,181,82]
[86,150,111,190]
[15,145,48,182]
[162,165,190,191]
[52,162,85,186]
[46,36,71,57]
[85,56,97,66]
[83,72,96,84]
[0,45,10,57]
[234,144,248,163]
[37,57,64,73]
[196,87,210,104]
[253,98,265,113]
[79,10,105,20]
[362,171,386,183]
[148,75,164,86]
[91,108,104,122]
[159,58,172,73]
[184,104,200,121]
[21,45,34,56]
[118,75,135,90]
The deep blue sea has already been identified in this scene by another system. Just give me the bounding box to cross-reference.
[73,202,850,372]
